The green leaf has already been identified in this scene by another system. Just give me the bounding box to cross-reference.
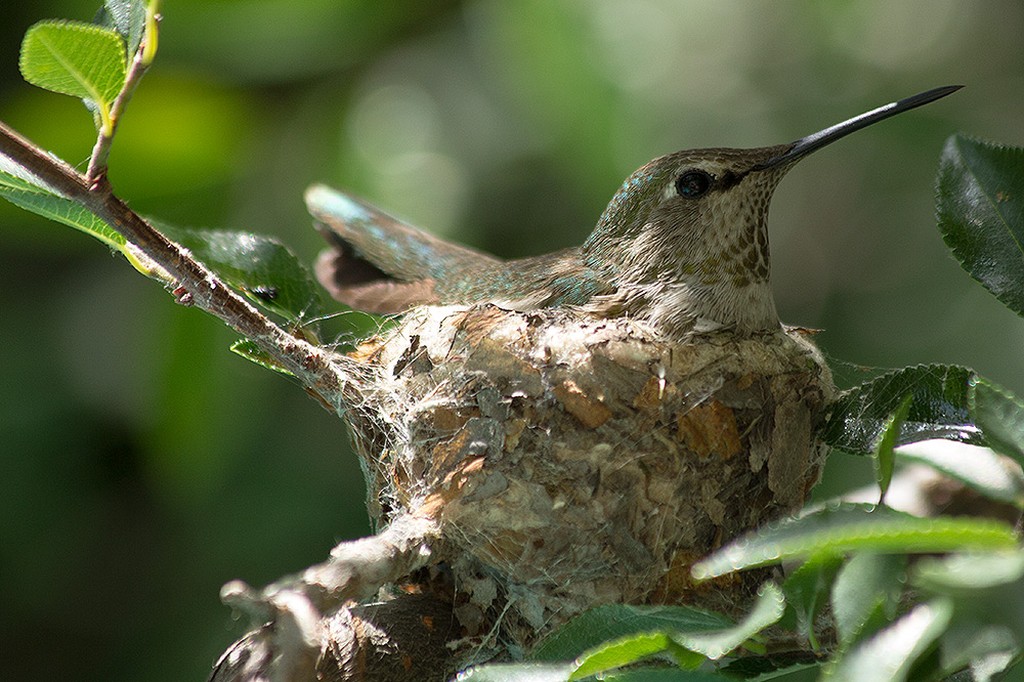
[691,504,1017,579]
[671,583,786,659]
[571,632,701,679]
[564,585,784,679]
[532,604,731,661]
[970,376,1024,468]
[937,135,1024,317]
[829,600,954,682]
[458,659,733,682]
[156,224,322,328]
[821,365,982,454]
[913,551,1024,594]
[875,394,913,505]
[0,169,122,249]
[781,553,843,648]
[913,551,1024,678]
[0,168,320,326]
[456,662,573,682]
[995,655,1024,681]
[602,671,739,682]
[896,439,1024,507]
[831,553,906,647]
[19,20,127,133]
[230,339,294,377]
[98,0,148,57]
[723,661,821,681]
[937,622,1017,682]
[0,168,161,278]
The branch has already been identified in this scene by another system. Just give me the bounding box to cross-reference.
[218,513,444,682]
[222,513,441,617]
[0,120,345,405]
[211,594,460,682]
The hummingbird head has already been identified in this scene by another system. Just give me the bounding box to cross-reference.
[582,85,960,336]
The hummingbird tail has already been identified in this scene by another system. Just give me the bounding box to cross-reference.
[313,230,441,314]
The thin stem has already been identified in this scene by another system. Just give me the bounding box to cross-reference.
[0,120,344,406]
[85,13,160,183]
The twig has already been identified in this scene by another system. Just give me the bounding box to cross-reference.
[221,512,441,615]
[0,120,344,406]
[219,513,442,682]
[86,3,163,183]
[85,21,155,184]
[210,593,460,682]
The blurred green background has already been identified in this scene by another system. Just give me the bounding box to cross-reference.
[1,1,1022,680]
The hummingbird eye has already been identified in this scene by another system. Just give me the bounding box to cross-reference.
[674,170,713,199]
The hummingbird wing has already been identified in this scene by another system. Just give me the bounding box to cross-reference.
[306,184,502,314]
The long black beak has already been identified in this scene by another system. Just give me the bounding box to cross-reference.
[753,85,962,171]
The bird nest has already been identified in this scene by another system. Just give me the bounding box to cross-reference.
[341,304,835,651]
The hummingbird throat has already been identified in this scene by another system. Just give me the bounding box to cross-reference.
[608,165,785,336]
[671,221,779,334]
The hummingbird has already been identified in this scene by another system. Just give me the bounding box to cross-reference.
[309,86,959,338]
